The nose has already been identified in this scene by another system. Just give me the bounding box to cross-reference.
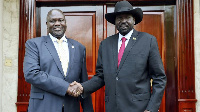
[54,20,61,26]
[121,18,127,23]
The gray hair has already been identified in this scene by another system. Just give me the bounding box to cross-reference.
[46,9,65,22]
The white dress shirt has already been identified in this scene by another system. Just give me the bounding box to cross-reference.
[49,33,69,75]
[118,29,134,53]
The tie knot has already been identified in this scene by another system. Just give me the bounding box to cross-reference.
[57,39,63,44]
[121,37,126,42]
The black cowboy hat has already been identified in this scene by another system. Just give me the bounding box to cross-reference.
[105,1,143,25]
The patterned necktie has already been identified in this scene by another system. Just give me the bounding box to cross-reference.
[57,39,69,76]
[118,37,126,67]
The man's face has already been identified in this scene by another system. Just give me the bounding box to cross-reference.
[46,10,67,39]
[115,14,135,36]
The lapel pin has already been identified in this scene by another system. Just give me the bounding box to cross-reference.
[133,37,136,40]
[72,46,74,48]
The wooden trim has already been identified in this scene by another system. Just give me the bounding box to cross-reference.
[17,0,36,103]
[16,102,29,112]
[176,0,196,111]
[16,102,29,105]
[17,0,196,112]
[178,99,197,102]
[35,1,175,7]
[36,0,172,1]
[176,0,195,99]
[179,101,196,112]
[103,5,107,40]
[35,0,175,4]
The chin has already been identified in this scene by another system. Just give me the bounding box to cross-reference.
[119,31,129,36]
[118,28,128,33]
[52,33,64,38]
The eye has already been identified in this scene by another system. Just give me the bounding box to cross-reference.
[49,20,56,23]
[116,16,122,21]
[59,19,65,22]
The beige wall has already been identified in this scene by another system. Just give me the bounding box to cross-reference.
[0,0,199,112]
[0,0,3,111]
[1,0,19,112]
[194,0,200,111]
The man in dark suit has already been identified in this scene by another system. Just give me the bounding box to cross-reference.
[70,1,167,112]
[23,9,93,112]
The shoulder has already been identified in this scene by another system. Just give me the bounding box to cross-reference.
[105,33,118,40]
[26,36,46,44]
[135,31,158,44]
[67,38,86,50]
[25,36,47,49]
[101,33,118,44]
[138,31,154,38]
[138,31,156,40]
[136,31,159,50]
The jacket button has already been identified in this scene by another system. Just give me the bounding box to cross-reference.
[116,77,119,80]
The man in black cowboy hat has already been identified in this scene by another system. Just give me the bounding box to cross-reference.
[69,1,167,112]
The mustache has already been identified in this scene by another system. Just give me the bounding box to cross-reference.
[53,26,63,28]
[119,23,128,26]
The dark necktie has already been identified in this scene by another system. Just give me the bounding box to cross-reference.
[118,37,126,67]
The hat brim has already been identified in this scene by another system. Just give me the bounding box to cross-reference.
[105,8,143,25]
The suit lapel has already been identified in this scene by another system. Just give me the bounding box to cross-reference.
[43,36,65,76]
[112,34,119,72]
[66,38,75,78]
[118,30,139,70]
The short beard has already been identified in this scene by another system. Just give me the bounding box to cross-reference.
[116,24,133,36]
[50,31,65,39]
[117,28,132,36]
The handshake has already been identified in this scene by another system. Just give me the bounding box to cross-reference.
[67,81,83,97]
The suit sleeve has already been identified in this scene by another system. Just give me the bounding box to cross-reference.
[80,48,94,112]
[81,42,105,98]
[146,37,167,112]
[23,39,69,96]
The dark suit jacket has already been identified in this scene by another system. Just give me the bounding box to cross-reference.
[82,30,167,112]
[23,35,93,112]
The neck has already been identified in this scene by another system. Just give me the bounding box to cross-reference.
[56,37,62,40]
[50,33,63,40]
[120,31,130,36]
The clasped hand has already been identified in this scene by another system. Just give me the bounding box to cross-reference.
[67,81,83,97]
[67,82,150,112]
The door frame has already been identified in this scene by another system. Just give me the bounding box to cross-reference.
[16,0,196,112]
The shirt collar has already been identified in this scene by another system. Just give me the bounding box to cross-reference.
[49,33,67,43]
[119,29,134,41]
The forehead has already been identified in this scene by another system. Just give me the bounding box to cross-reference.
[48,10,65,19]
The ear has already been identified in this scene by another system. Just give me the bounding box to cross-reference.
[133,18,136,25]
